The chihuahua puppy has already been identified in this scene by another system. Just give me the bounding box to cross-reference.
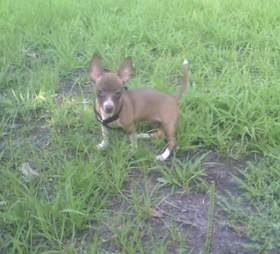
[89,56,189,161]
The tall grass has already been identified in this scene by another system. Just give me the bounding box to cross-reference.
[1,0,280,252]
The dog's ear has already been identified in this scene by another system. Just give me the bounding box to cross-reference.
[89,56,104,82]
[117,57,133,83]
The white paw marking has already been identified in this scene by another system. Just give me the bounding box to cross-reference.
[136,133,151,139]
[156,148,171,161]
[96,141,108,150]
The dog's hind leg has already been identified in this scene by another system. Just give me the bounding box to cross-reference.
[156,123,176,161]
[136,129,164,139]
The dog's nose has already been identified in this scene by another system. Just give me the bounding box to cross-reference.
[104,104,114,114]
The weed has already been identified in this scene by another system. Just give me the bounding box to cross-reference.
[1,0,280,252]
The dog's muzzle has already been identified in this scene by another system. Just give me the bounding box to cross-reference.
[103,99,114,114]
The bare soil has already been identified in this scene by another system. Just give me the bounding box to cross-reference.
[93,151,258,254]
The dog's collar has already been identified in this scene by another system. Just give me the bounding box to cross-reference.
[94,86,127,128]
[94,103,123,128]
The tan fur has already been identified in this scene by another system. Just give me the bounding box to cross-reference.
[89,56,189,160]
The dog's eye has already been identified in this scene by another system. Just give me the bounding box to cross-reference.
[97,90,104,97]
[114,91,121,98]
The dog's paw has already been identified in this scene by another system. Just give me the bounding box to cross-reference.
[129,142,138,150]
[156,148,171,161]
[96,142,108,150]
[155,154,166,161]
[128,134,138,150]
[136,133,151,139]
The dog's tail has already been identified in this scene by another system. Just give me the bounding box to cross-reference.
[175,59,189,100]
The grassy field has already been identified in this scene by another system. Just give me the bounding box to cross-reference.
[1,0,280,253]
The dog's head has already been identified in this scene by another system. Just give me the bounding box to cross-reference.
[89,56,132,115]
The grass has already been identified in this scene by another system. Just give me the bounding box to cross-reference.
[1,0,280,253]
[222,158,280,251]
[203,182,215,254]
[158,156,207,192]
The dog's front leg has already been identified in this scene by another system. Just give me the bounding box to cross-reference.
[128,133,138,149]
[125,125,137,149]
[96,126,109,150]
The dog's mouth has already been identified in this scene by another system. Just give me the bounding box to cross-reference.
[104,108,114,115]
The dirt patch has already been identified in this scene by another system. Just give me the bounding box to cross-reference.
[58,69,91,96]
[1,124,50,151]
[88,151,263,254]
[29,126,50,149]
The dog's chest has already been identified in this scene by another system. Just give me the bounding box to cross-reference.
[105,119,122,128]
[95,101,122,128]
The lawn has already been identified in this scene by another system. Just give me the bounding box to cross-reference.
[1,0,280,253]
